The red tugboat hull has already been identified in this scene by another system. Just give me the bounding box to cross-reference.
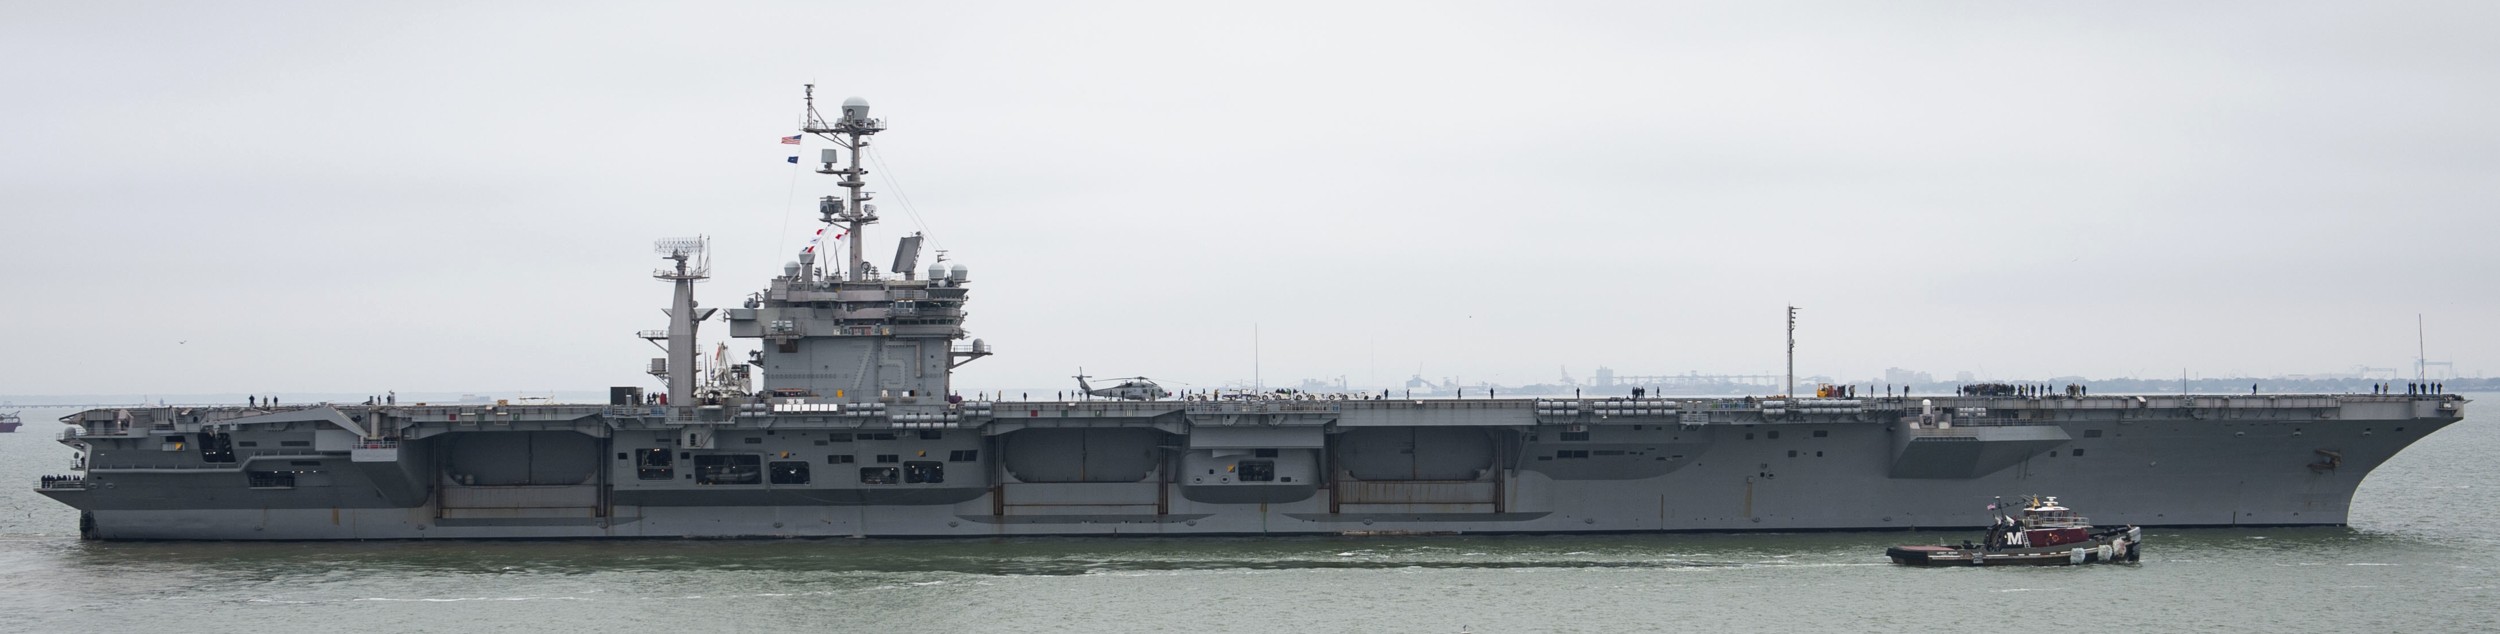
[1888,496,2143,566]
[1887,528,2143,566]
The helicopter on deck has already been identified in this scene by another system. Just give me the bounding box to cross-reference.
[1075,370,1173,401]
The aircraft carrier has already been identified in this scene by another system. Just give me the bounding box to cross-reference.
[33,91,2469,540]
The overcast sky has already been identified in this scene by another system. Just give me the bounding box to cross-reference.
[3,1,2494,396]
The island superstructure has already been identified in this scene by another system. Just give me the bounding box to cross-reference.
[32,91,2468,540]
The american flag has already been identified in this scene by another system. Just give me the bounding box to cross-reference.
[780,135,802,145]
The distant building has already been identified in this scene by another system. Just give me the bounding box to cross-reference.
[1884,367,1934,385]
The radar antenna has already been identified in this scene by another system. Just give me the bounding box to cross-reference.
[801,84,887,281]
[651,236,716,406]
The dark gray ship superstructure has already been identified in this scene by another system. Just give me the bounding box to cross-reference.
[32,92,2469,540]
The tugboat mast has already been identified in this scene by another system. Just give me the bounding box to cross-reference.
[800,84,886,281]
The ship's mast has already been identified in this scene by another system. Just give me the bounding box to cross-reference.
[652,237,711,407]
[1785,305,1798,398]
[800,84,886,281]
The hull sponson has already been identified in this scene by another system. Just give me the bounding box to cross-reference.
[37,394,2465,540]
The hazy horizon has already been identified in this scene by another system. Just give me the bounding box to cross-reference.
[5,2,2493,396]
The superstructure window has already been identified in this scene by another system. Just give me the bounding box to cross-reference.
[769,461,811,484]
[694,455,762,485]
[860,467,900,484]
[1239,461,1275,482]
[876,454,900,463]
[903,461,944,483]
[919,430,944,440]
[827,454,855,464]
[948,450,979,462]
[1253,448,1279,458]
[1556,450,1591,459]
[1559,431,1591,442]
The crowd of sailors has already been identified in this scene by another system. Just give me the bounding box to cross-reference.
[2373,382,2446,395]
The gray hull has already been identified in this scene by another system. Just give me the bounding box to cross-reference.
[38,394,2463,540]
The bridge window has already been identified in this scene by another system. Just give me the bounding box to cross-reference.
[769,461,810,484]
[919,430,945,440]
[860,467,899,484]
[1239,461,1275,482]
[636,448,675,480]
[694,455,762,485]
[904,461,945,483]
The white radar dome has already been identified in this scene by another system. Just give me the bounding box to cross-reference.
[949,263,968,281]
[842,97,871,121]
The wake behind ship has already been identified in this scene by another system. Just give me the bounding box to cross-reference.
[33,91,2468,540]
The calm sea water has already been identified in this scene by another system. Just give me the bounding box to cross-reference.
[2,397,2492,633]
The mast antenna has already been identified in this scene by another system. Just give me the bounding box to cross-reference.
[1785,305,1798,398]
[800,85,887,281]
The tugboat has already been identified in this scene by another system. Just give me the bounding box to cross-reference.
[0,411,20,433]
[1887,496,2142,566]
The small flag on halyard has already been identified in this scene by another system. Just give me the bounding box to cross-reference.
[803,226,846,254]
[787,156,799,164]
[780,135,802,145]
